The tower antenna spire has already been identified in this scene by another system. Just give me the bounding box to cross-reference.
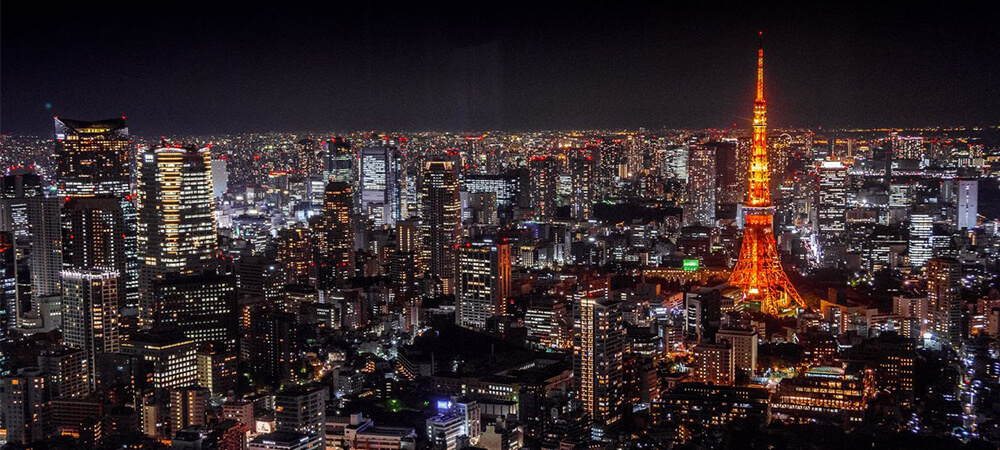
[757,31,764,102]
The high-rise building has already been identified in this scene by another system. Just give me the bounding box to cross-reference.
[324,137,355,184]
[251,311,299,384]
[152,274,237,350]
[54,117,131,198]
[37,346,90,399]
[908,205,935,269]
[816,160,847,267]
[692,342,734,386]
[137,145,218,326]
[529,156,559,218]
[570,155,595,220]
[464,173,521,219]
[276,225,314,286]
[0,170,62,328]
[196,345,237,397]
[60,269,119,390]
[927,257,962,348]
[274,384,328,441]
[685,144,717,227]
[169,386,209,436]
[122,329,198,391]
[956,179,978,230]
[716,327,758,377]
[360,145,399,227]
[322,182,355,284]
[456,240,511,330]
[573,279,624,439]
[295,138,321,176]
[0,367,51,444]
[728,36,805,316]
[420,160,461,295]
[62,197,134,315]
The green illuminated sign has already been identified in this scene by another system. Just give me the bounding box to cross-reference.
[683,259,700,271]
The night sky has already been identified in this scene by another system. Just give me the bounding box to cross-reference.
[2,2,997,136]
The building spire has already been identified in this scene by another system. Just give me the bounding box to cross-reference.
[757,31,764,102]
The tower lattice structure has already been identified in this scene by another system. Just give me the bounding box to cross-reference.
[729,34,805,316]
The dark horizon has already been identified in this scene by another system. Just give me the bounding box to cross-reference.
[2,2,998,136]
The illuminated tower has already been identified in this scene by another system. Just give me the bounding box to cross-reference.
[420,160,461,295]
[728,34,805,316]
[137,145,218,326]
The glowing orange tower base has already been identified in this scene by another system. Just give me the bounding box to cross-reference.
[729,33,805,317]
[730,209,804,316]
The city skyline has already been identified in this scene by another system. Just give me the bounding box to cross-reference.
[2,4,1000,450]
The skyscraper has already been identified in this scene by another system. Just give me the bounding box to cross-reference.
[322,182,355,284]
[529,156,559,219]
[152,274,237,351]
[456,240,511,330]
[816,160,847,267]
[956,179,978,230]
[360,145,399,227]
[324,137,355,184]
[570,154,595,221]
[420,160,461,295]
[685,144,717,227]
[908,205,935,270]
[927,257,961,348]
[573,279,624,439]
[60,269,120,390]
[136,145,218,326]
[0,367,51,444]
[54,117,131,198]
[728,35,804,316]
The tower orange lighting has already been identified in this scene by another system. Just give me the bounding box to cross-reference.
[729,33,805,316]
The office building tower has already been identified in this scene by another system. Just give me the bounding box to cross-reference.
[692,342,734,386]
[37,346,89,398]
[274,384,328,441]
[712,140,744,204]
[426,411,465,450]
[464,173,521,218]
[570,155,594,220]
[137,145,218,326]
[62,197,133,309]
[456,241,511,330]
[170,386,209,436]
[685,144,717,227]
[0,170,63,329]
[324,137,354,183]
[322,182,355,283]
[54,117,131,198]
[276,225,315,286]
[716,328,758,377]
[121,330,198,391]
[573,282,624,438]
[295,138,320,176]
[152,274,237,350]
[927,257,962,348]
[61,269,119,390]
[816,160,847,266]
[0,232,19,346]
[0,367,51,444]
[196,345,237,397]
[420,160,461,295]
[908,205,934,269]
[529,156,559,218]
[251,312,299,384]
[360,145,399,227]
[956,179,978,230]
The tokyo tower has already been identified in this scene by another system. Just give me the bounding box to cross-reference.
[729,33,805,316]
